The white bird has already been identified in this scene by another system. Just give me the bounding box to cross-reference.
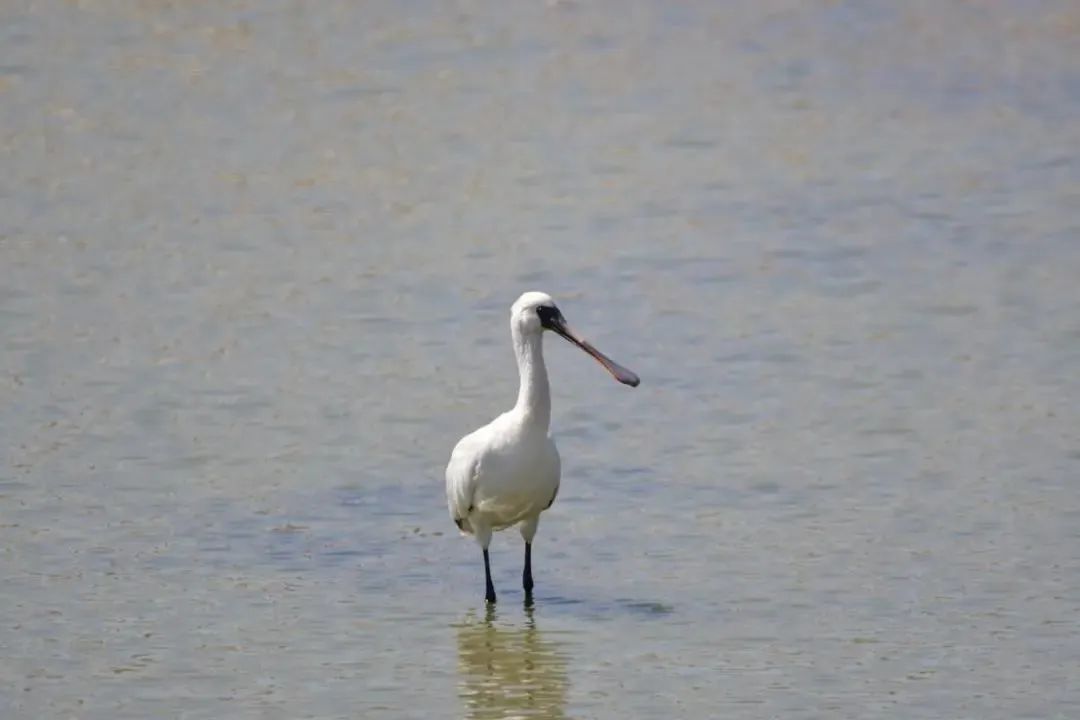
[446,291,639,604]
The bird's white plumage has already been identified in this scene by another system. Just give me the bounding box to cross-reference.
[445,291,638,602]
[445,410,560,539]
[446,292,561,548]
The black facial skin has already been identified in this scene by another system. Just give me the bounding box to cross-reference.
[536,305,563,330]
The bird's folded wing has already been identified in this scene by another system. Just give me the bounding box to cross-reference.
[445,437,482,528]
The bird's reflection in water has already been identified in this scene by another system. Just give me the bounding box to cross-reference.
[455,605,569,720]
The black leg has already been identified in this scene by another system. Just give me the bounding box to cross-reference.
[483,549,497,604]
[523,542,534,598]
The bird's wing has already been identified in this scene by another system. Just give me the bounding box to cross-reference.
[543,437,561,509]
[445,432,484,530]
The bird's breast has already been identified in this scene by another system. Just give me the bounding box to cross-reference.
[472,435,559,527]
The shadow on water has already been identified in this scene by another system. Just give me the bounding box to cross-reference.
[455,605,570,720]
[525,593,676,621]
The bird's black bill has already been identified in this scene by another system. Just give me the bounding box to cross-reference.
[541,309,640,387]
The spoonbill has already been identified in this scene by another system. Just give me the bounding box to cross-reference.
[445,291,640,604]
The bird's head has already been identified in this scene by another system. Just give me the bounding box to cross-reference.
[510,291,639,387]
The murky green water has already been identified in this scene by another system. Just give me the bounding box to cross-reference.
[2,1,1078,718]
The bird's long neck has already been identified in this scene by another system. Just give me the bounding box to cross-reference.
[511,326,551,430]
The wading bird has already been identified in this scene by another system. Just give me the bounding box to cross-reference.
[445,291,639,604]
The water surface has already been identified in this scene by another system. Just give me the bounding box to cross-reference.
[2,1,1078,718]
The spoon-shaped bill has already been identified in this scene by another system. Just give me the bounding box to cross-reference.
[551,321,640,387]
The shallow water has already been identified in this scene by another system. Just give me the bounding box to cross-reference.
[2,1,1079,718]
